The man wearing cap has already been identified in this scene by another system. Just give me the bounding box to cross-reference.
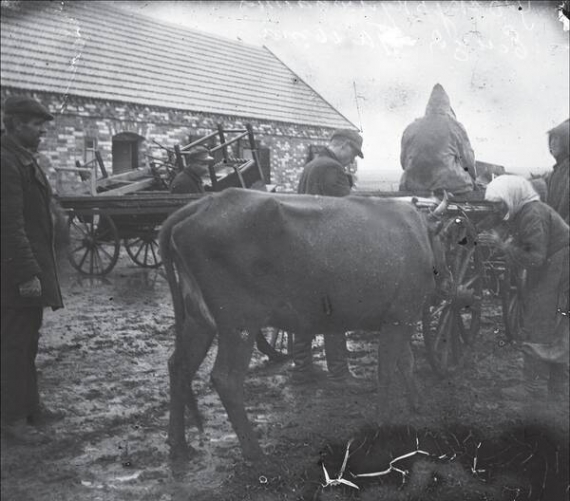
[292,128,364,387]
[297,129,363,196]
[1,96,64,443]
[169,145,213,194]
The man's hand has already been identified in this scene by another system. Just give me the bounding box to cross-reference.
[19,276,42,297]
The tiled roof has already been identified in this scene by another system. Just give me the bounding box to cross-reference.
[0,1,356,130]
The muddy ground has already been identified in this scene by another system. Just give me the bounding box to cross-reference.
[1,255,568,501]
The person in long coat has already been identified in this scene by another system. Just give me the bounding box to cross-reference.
[1,96,64,443]
[293,129,364,387]
[545,118,569,223]
[480,175,569,401]
[399,83,476,196]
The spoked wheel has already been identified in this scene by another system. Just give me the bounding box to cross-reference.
[501,267,525,342]
[68,213,120,276]
[124,229,162,268]
[422,215,484,377]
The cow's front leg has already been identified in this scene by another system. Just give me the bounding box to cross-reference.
[376,323,418,421]
[211,328,262,461]
[396,325,420,412]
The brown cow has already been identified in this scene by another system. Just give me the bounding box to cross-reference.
[159,188,450,461]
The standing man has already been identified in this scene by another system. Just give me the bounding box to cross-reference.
[169,145,213,194]
[545,118,569,224]
[399,83,476,196]
[1,96,64,443]
[293,129,363,386]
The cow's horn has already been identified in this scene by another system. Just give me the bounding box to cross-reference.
[432,191,449,217]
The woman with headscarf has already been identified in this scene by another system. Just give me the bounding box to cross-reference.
[479,175,569,401]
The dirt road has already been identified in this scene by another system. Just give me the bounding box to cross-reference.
[1,257,568,501]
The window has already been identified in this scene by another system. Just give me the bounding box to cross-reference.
[112,132,144,174]
[84,137,97,164]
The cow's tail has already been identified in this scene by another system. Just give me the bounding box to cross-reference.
[158,203,217,336]
[158,204,217,432]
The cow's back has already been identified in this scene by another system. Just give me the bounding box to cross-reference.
[170,189,435,334]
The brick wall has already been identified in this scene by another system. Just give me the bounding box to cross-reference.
[1,88,335,194]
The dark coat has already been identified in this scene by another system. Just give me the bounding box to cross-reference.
[1,136,63,310]
[399,84,475,195]
[297,148,351,197]
[504,201,569,344]
[169,167,205,194]
[546,156,569,224]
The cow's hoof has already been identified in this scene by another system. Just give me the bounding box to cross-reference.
[242,448,265,463]
[168,443,198,462]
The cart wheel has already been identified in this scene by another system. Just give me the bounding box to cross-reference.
[257,327,292,362]
[501,268,525,342]
[124,231,162,268]
[422,216,483,378]
[67,214,120,276]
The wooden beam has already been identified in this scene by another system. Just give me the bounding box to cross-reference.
[96,168,152,189]
[99,178,155,196]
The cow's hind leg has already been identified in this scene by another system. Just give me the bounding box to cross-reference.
[376,323,418,421]
[211,328,262,461]
[168,317,215,460]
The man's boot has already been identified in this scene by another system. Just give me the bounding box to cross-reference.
[324,332,362,388]
[291,333,322,385]
[1,418,50,446]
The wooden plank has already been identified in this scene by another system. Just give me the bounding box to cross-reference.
[99,178,155,196]
[95,150,108,178]
[210,130,249,153]
[180,130,219,151]
[96,168,151,189]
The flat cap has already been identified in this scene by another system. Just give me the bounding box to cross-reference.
[331,128,364,158]
[4,96,54,121]
[186,145,214,162]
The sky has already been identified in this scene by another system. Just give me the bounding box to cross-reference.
[116,1,570,183]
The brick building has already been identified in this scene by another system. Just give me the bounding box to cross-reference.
[0,1,357,192]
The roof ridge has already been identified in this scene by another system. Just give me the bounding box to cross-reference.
[263,45,359,131]
[79,1,267,53]
[1,0,355,129]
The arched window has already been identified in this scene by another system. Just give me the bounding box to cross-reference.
[112,132,144,174]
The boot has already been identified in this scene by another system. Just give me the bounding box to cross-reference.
[324,332,363,389]
[291,333,322,385]
[27,404,65,426]
[1,419,50,446]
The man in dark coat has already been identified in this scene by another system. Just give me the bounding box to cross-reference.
[1,96,64,443]
[293,129,363,386]
[169,146,213,194]
[399,83,476,195]
[546,118,569,223]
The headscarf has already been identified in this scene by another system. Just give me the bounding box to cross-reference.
[425,83,457,119]
[484,175,540,220]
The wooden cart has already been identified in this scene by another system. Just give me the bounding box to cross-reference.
[357,191,520,378]
[56,124,271,276]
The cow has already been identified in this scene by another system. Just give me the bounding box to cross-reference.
[158,188,450,461]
